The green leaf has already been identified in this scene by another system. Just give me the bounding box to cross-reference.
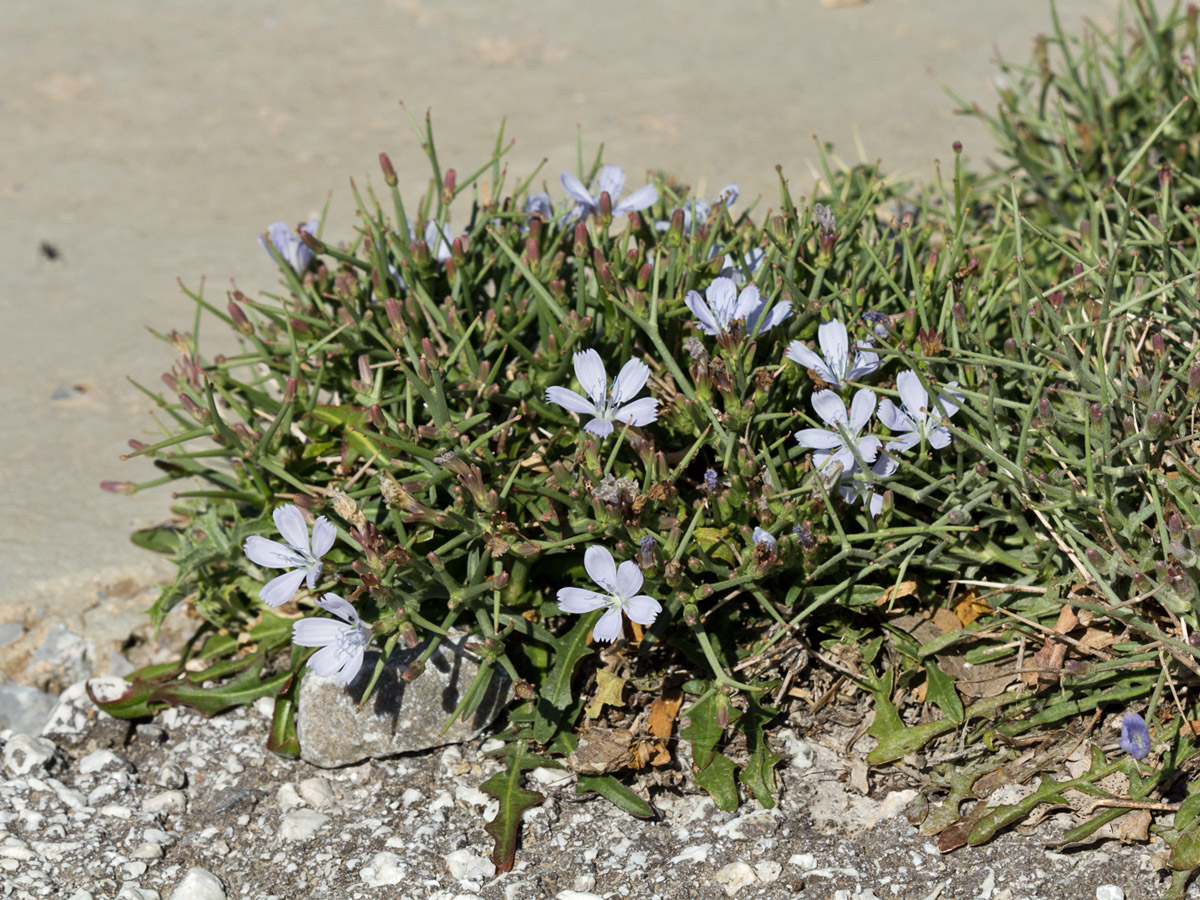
[680,691,725,769]
[867,719,958,766]
[480,743,545,873]
[534,611,599,742]
[924,660,965,725]
[1177,792,1200,833]
[738,695,781,808]
[576,775,655,819]
[265,657,303,759]
[1169,828,1200,871]
[130,524,182,554]
[151,653,294,717]
[695,752,740,811]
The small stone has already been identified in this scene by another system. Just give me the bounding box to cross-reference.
[143,790,187,815]
[170,867,226,900]
[296,634,510,767]
[528,766,574,788]
[143,828,173,845]
[67,891,94,900]
[132,842,165,860]
[125,860,149,878]
[360,851,406,886]
[115,888,160,900]
[135,724,167,743]
[715,861,758,896]
[2,733,56,775]
[156,763,187,789]
[1096,888,1124,900]
[101,804,133,819]
[276,783,304,811]
[279,809,329,842]
[445,848,496,882]
[555,892,604,900]
[78,748,129,774]
[298,776,335,809]
[754,860,782,884]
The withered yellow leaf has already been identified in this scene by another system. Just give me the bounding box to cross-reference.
[584,670,626,719]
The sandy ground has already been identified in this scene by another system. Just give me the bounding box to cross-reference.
[1,0,1128,621]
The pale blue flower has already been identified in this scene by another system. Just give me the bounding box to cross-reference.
[545,349,659,437]
[657,184,740,232]
[685,276,792,339]
[720,247,767,282]
[557,545,662,643]
[794,388,881,475]
[561,165,658,222]
[292,593,371,685]
[244,505,337,607]
[260,219,319,272]
[524,191,554,220]
[786,320,880,389]
[878,370,963,452]
[752,527,777,549]
[839,453,898,518]
[704,468,719,493]
[1119,712,1151,760]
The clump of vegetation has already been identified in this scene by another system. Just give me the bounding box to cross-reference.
[101,3,1200,891]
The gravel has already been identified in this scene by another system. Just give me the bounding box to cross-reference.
[0,681,1182,898]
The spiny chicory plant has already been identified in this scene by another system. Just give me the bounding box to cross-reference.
[101,7,1200,885]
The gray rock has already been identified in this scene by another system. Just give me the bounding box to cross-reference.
[0,683,59,735]
[295,633,510,768]
[169,867,226,900]
[0,621,24,648]
[2,733,56,775]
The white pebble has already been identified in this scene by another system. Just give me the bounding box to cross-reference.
[156,763,187,789]
[278,809,329,842]
[454,784,491,807]
[555,892,604,900]
[776,728,816,769]
[1096,888,1124,900]
[101,804,133,819]
[527,766,573,788]
[715,861,758,896]
[276,783,304,811]
[401,788,424,808]
[169,867,227,900]
[754,860,782,884]
[78,749,127,774]
[115,887,160,900]
[445,848,496,882]
[132,842,165,860]
[124,861,148,878]
[143,828,172,845]
[142,791,187,815]
[360,851,406,886]
[298,777,335,810]
[2,734,55,775]
[67,891,94,900]
[671,845,710,863]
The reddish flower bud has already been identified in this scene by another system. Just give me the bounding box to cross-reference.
[379,152,398,187]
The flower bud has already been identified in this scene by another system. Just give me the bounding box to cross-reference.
[1147,410,1169,439]
[180,394,210,424]
[100,480,136,494]
[1153,333,1166,358]
[513,680,536,701]
[1085,547,1103,566]
[227,299,253,336]
[379,152,398,187]
[1137,373,1151,401]
[402,661,426,682]
[1189,366,1200,400]
[1038,397,1054,423]
[358,355,374,389]
[952,302,967,327]
[441,168,456,205]
[1089,403,1102,425]
[1003,338,1019,359]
